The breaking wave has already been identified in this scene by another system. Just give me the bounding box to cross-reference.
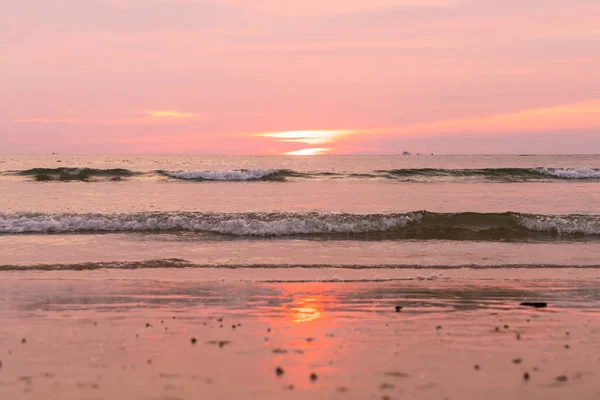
[376,168,600,181]
[156,169,296,181]
[1,211,599,240]
[13,168,141,181]
[3,167,600,182]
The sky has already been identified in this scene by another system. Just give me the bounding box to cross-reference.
[1,0,599,155]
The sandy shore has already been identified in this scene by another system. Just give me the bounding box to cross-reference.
[1,271,599,399]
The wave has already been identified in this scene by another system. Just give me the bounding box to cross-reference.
[376,168,600,181]
[1,211,599,240]
[3,167,600,182]
[13,167,141,181]
[156,169,296,181]
[1,259,599,272]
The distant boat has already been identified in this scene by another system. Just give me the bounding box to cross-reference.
[402,151,411,156]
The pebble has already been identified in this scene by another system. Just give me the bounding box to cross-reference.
[395,306,402,312]
[21,338,26,344]
[520,302,547,308]
[556,375,568,382]
[564,344,570,349]
[524,372,530,381]
[513,358,522,364]
[436,325,442,330]
[275,367,284,377]
[474,364,481,370]
[191,338,197,345]
[310,373,318,382]
[516,333,521,340]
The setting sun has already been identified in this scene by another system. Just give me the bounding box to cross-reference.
[285,148,331,155]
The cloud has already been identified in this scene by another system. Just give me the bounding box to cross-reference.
[145,110,198,118]
[342,99,600,139]
[259,130,351,145]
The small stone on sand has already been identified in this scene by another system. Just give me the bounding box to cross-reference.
[379,383,395,390]
[336,386,348,393]
[516,333,521,340]
[474,364,481,370]
[524,372,530,381]
[564,344,570,349]
[21,338,26,344]
[310,373,318,381]
[556,375,568,382]
[275,367,284,376]
[191,338,197,345]
[504,325,509,329]
[520,302,547,308]
[513,358,522,364]
[436,325,442,330]
[395,306,402,312]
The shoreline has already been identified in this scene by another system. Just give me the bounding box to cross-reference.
[1,275,599,399]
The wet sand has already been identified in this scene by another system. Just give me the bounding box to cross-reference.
[1,272,599,399]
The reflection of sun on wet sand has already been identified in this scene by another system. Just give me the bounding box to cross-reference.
[1,273,600,399]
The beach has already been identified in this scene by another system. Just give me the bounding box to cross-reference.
[1,269,599,400]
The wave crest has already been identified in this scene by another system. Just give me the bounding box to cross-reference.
[1,211,599,239]
[157,169,292,181]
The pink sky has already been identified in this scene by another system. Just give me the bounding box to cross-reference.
[1,0,599,154]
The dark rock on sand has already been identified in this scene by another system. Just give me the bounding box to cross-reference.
[310,373,318,381]
[474,364,481,370]
[520,302,547,308]
[384,371,410,378]
[395,306,402,312]
[21,338,26,344]
[336,386,348,393]
[524,372,530,381]
[275,367,284,376]
[191,338,197,345]
[380,383,395,390]
[556,375,568,382]
[513,358,522,364]
[565,344,570,349]
[205,340,231,348]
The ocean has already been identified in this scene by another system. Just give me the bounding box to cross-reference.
[2,154,600,400]
[1,154,599,273]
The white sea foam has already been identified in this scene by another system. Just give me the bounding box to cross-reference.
[0,212,422,236]
[162,169,283,181]
[535,168,600,179]
[517,215,600,235]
